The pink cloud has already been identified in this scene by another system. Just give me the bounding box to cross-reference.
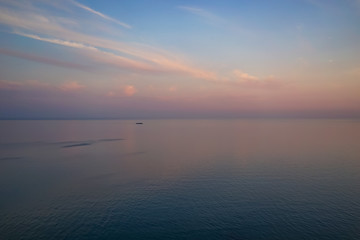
[169,86,177,92]
[2,78,360,119]
[60,81,85,91]
[240,77,282,88]
[124,85,137,96]
[230,70,282,88]
[204,70,282,89]
[106,85,137,97]
[233,69,259,81]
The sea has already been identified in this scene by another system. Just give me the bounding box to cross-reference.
[0,119,359,239]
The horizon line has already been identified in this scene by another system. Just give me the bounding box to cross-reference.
[1,116,360,121]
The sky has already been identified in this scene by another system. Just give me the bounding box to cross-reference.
[0,0,360,119]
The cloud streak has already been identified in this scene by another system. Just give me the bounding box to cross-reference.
[178,6,224,25]
[13,32,97,50]
[233,69,259,81]
[0,80,87,94]
[205,69,282,89]
[0,48,90,71]
[70,0,131,29]
[0,2,216,80]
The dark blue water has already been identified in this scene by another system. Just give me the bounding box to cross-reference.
[1,119,360,239]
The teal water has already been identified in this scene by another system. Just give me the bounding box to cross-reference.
[0,119,360,239]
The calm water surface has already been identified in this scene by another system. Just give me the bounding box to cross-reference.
[0,119,360,239]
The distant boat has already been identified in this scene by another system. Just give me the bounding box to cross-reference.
[136,122,143,125]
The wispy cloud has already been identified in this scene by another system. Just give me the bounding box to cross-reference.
[178,5,253,38]
[233,69,259,81]
[70,0,131,29]
[0,80,22,90]
[232,70,282,88]
[14,32,97,51]
[0,1,216,80]
[0,79,84,92]
[12,32,158,72]
[305,0,346,14]
[206,69,282,89]
[0,48,90,71]
[178,6,224,25]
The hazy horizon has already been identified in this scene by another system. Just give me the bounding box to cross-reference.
[1,116,360,121]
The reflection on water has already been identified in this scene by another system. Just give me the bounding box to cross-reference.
[0,119,360,239]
